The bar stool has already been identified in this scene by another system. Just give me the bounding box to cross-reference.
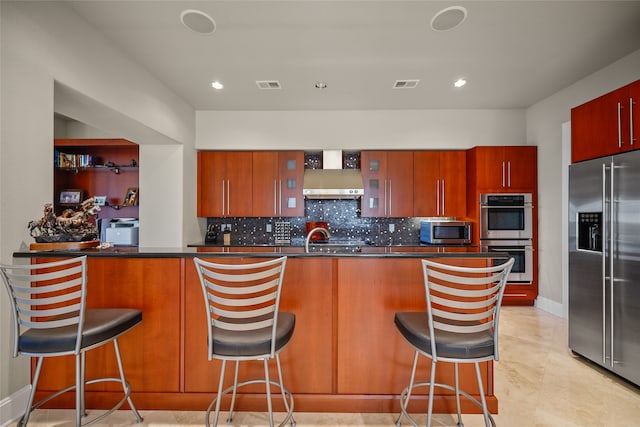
[395,257,514,427]
[0,256,143,427]
[193,256,295,427]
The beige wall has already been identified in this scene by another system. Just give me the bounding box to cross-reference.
[0,1,195,404]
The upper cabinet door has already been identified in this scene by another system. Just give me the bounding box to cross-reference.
[413,151,466,218]
[277,151,304,217]
[361,151,413,217]
[252,151,279,217]
[469,146,537,192]
[197,151,252,217]
[572,80,640,163]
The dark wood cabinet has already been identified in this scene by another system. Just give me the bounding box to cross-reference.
[252,151,304,217]
[360,151,414,217]
[571,80,639,163]
[467,146,537,192]
[413,151,466,218]
[53,139,139,219]
[197,151,253,217]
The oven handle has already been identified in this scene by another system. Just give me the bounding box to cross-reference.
[480,204,533,209]
[484,246,533,252]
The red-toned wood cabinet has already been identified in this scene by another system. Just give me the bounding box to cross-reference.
[413,151,466,218]
[360,151,414,217]
[252,151,304,217]
[197,151,253,217]
[54,139,139,219]
[467,146,537,192]
[571,80,639,163]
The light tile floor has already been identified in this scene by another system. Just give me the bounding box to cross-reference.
[15,307,640,426]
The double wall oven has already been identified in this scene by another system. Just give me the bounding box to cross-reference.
[480,193,534,284]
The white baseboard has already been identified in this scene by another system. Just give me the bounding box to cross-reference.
[535,296,566,319]
[0,385,29,427]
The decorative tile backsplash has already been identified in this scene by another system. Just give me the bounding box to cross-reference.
[205,199,424,245]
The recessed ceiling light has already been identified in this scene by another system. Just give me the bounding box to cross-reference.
[454,78,467,88]
[211,81,224,90]
[431,6,467,32]
[315,82,328,89]
[180,9,216,35]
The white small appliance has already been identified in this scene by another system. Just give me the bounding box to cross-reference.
[104,218,139,246]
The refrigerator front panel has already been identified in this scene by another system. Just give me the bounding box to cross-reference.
[568,158,607,365]
[610,150,640,384]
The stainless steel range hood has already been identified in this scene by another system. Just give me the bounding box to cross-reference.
[303,150,364,199]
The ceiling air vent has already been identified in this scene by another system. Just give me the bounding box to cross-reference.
[256,80,282,90]
[393,80,420,89]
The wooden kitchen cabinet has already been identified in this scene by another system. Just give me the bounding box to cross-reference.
[571,79,639,163]
[54,139,139,219]
[197,151,253,217]
[252,151,304,217]
[413,150,466,218]
[467,146,537,192]
[360,151,414,217]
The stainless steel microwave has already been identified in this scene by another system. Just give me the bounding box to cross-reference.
[420,220,472,245]
[480,193,533,240]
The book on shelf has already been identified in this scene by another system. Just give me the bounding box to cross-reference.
[55,150,95,169]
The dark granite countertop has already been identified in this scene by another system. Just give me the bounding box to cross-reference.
[14,243,501,259]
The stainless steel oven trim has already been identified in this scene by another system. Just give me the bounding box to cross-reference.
[480,193,533,240]
[480,239,534,284]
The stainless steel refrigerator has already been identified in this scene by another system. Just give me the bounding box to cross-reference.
[569,149,640,386]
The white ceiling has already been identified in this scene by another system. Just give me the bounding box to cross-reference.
[63,0,640,111]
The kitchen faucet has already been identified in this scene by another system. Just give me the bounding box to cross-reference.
[305,227,331,253]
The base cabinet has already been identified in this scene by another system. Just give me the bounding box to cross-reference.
[32,255,497,414]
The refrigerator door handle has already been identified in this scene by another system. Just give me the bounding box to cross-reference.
[602,163,608,365]
[609,160,615,368]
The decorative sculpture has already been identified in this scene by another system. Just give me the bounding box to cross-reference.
[28,198,100,243]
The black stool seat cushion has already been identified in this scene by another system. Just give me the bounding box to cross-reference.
[395,312,494,360]
[19,308,142,355]
[212,312,295,357]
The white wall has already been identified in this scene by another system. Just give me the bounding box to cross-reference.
[0,1,196,405]
[196,109,526,150]
[526,49,640,316]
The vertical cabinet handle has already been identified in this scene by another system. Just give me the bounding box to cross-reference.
[388,180,392,216]
[435,179,440,215]
[617,102,623,148]
[631,97,635,146]
[273,180,278,216]
[227,180,230,216]
[441,180,445,215]
[279,179,283,216]
[383,179,388,216]
[221,180,226,217]
[501,161,506,188]
[508,161,512,188]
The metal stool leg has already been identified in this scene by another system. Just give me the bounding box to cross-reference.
[18,357,44,427]
[226,361,240,423]
[264,358,274,427]
[276,354,295,426]
[454,362,463,427]
[113,339,143,423]
[474,362,491,427]
[208,359,227,427]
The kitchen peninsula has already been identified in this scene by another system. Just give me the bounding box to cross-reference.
[14,247,505,415]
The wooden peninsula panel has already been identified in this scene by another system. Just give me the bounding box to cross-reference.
[33,257,182,408]
[336,257,496,413]
[183,257,335,399]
